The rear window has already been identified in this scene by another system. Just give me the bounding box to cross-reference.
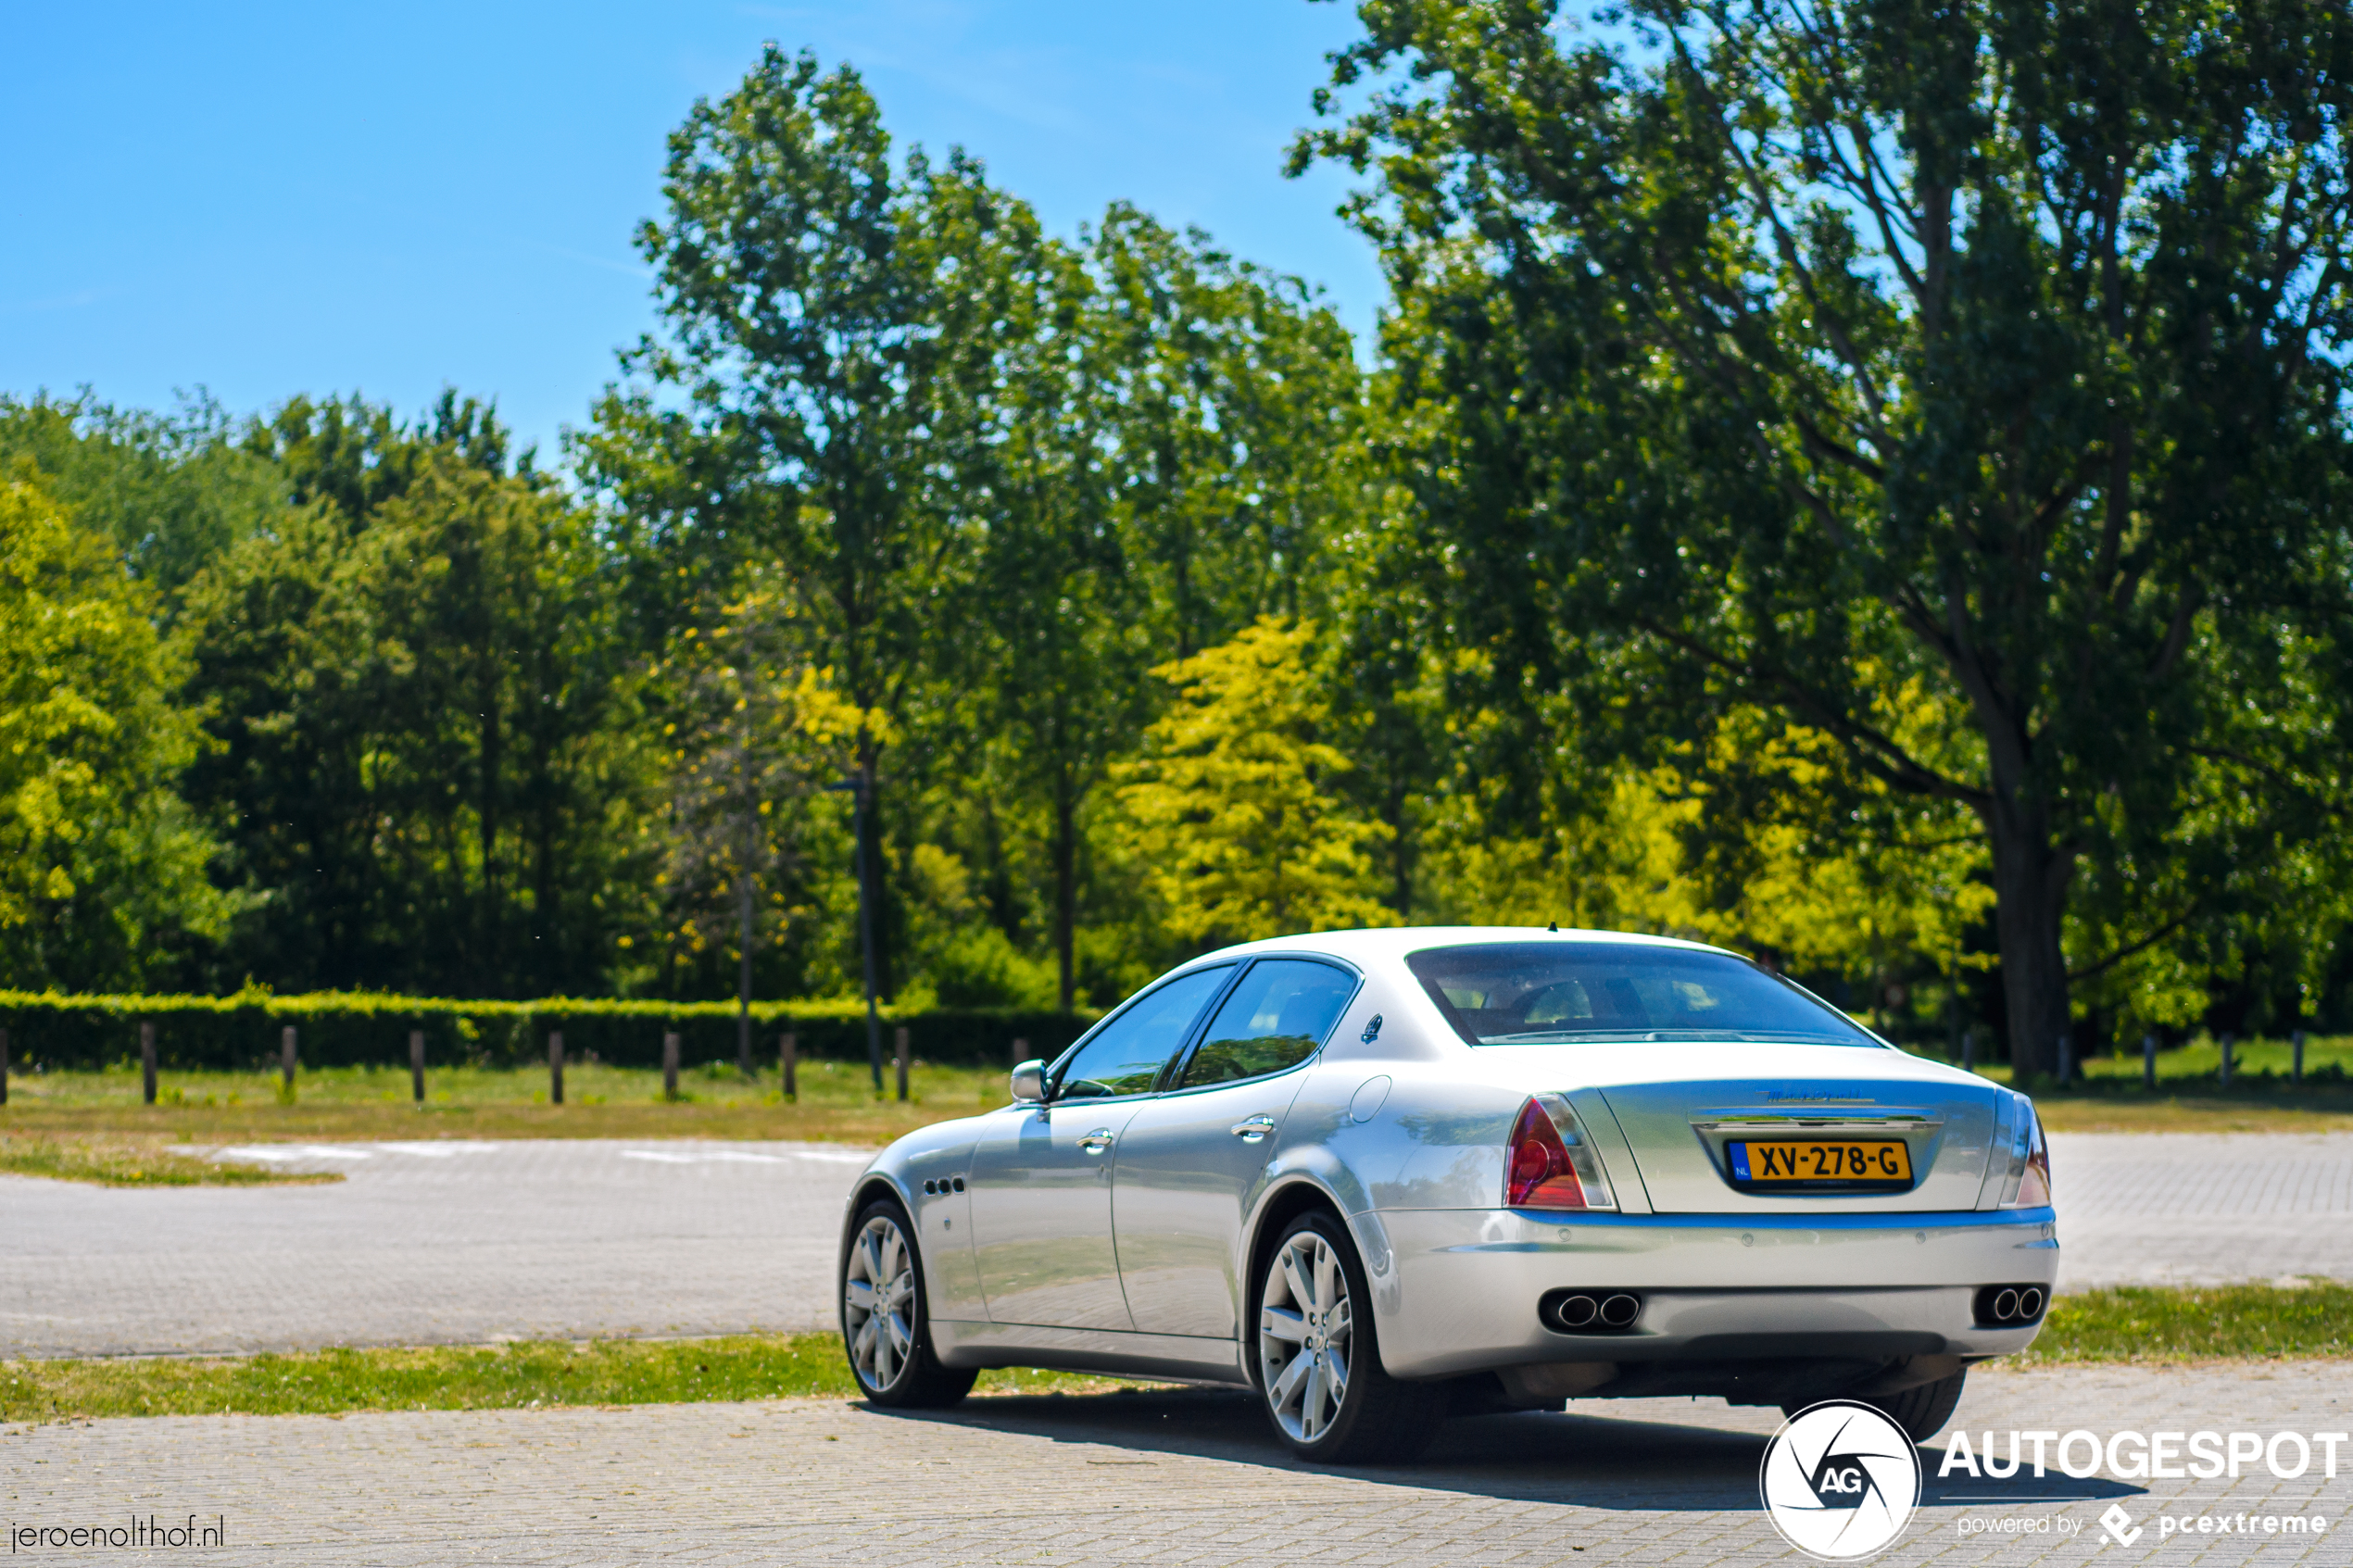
[1406,942,1878,1047]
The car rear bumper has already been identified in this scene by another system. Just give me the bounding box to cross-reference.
[1358,1205,2059,1381]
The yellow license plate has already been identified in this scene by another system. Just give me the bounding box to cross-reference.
[1729,1139,1912,1185]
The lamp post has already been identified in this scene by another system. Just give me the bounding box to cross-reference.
[826,771,884,1092]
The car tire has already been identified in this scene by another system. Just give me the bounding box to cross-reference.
[1252,1210,1445,1465]
[839,1196,976,1409]
[1784,1368,1968,1442]
[1863,1367,1969,1441]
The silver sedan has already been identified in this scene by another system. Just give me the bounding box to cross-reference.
[837,927,2057,1463]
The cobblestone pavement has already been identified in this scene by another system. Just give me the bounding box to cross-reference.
[2049,1134,2353,1290]
[0,1141,872,1360]
[6,1133,2353,1360]
[6,1362,2352,1564]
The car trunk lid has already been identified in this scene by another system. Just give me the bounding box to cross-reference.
[1602,1070,1999,1213]
[1478,1040,2003,1212]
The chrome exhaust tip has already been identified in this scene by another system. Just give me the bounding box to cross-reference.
[1973,1282,2048,1326]
[1552,1293,1598,1329]
[1599,1293,1641,1328]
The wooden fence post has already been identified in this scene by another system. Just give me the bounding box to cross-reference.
[141,1021,157,1105]
[280,1025,297,1089]
[0,1025,8,1107]
[2057,1030,2072,1086]
[2219,1032,2234,1088]
[662,1031,680,1103]
[1958,1028,1974,1074]
[409,1030,426,1104]
[548,1031,565,1106]
[780,1032,797,1102]
[1012,1035,1027,1068]
[894,1025,910,1103]
[2142,1033,2157,1090]
[2294,1028,2307,1087]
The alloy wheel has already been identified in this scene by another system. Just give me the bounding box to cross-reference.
[1258,1229,1353,1442]
[843,1212,916,1392]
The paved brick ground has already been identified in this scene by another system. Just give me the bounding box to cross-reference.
[2049,1134,2353,1290]
[6,1132,2353,1360]
[6,1362,2351,1564]
[0,1141,870,1360]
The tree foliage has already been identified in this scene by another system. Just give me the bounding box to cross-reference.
[0,480,232,988]
[1296,0,2353,1068]
[5,33,2348,1055]
[1115,619,1397,947]
[181,414,644,997]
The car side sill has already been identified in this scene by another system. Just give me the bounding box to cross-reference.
[931,1319,1248,1385]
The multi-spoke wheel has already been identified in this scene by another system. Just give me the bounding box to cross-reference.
[1252,1210,1444,1463]
[838,1197,975,1409]
[1260,1227,1353,1443]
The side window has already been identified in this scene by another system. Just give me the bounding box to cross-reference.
[1054,965,1232,1099]
[1179,960,1356,1089]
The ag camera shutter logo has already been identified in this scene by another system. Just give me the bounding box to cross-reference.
[1759,1400,1922,1559]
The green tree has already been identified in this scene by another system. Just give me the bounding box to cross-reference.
[580,48,1030,997]
[181,416,646,996]
[0,479,233,988]
[1089,207,1368,659]
[1301,0,2353,1071]
[0,392,288,609]
[653,582,865,1055]
[952,213,1151,1008]
[1115,618,1397,947]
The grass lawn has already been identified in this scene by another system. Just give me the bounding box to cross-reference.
[10,1042,2353,1160]
[0,1132,342,1186]
[0,1336,1151,1423]
[3,1283,2345,1424]
[1893,1034,2353,1132]
[0,1058,1011,1148]
[2022,1282,2353,1364]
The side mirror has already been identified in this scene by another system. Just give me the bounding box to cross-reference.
[1010,1059,1047,1104]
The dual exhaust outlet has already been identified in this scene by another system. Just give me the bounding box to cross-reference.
[1540,1288,1642,1334]
[1974,1283,2047,1325]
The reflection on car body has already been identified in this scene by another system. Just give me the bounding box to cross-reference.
[837,926,2057,1464]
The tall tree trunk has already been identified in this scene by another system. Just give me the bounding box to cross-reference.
[1983,786,2074,1081]
[1052,769,1076,1012]
[477,675,502,995]
[736,849,755,1081]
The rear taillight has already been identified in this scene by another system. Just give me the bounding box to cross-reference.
[2018,1110,2052,1206]
[1505,1094,1617,1211]
[1996,1092,2053,1208]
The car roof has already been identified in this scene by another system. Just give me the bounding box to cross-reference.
[1182,925,1745,972]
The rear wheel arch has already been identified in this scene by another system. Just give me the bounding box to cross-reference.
[1241,1179,1349,1385]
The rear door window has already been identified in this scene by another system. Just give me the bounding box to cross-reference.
[1178,959,1358,1088]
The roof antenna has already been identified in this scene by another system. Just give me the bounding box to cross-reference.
[1547,921,1558,933]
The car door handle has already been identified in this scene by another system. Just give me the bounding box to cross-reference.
[1229,1115,1277,1142]
[1077,1129,1114,1154]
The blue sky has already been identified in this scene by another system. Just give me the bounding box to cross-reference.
[1,1,1385,461]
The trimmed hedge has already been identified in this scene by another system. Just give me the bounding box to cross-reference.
[0,990,1095,1073]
